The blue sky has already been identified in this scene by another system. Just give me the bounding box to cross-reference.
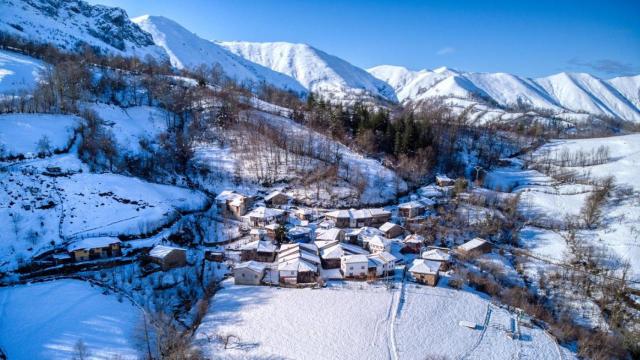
[90,0,640,78]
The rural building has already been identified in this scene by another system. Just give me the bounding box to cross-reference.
[325,208,391,228]
[204,251,224,262]
[67,237,122,262]
[264,191,290,207]
[287,226,312,243]
[341,254,369,279]
[277,243,321,284]
[398,201,426,219]
[456,238,492,256]
[240,240,277,262]
[320,242,369,269]
[348,227,384,246]
[316,228,345,242]
[234,261,266,285]
[265,223,279,239]
[379,222,404,239]
[408,259,440,286]
[215,190,251,219]
[367,235,391,254]
[250,228,266,241]
[148,245,187,270]
[244,207,286,227]
[435,175,455,187]
[367,251,397,277]
[421,249,451,270]
[325,209,351,228]
[402,234,424,253]
[294,208,314,221]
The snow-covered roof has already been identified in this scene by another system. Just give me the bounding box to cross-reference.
[316,228,343,241]
[409,259,440,275]
[369,208,391,217]
[370,251,397,264]
[246,206,285,219]
[265,223,279,230]
[236,260,267,273]
[398,201,425,209]
[315,240,340,250]
[379,222,401,233]
[216,190,246,202]
[355,227,384,238]
[458,238,489,252]
[321,243,368,259]
[149,244,186,259]
[418,185,445,198]
[278,243,320,264]
[436,174,453,183]
[403,234,425,244]
[265,191,288,201]
[288,226,311,236]
[67,237,121,252]
[368,235,390,248]
[422,249,451,262]
[342,254,369,264]
[325,209,351,219]
[419,197,436,206]
[351,209,371,219]
[240,240,277,253]
[278,258,317,272]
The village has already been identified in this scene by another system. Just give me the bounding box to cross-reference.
[36,174,493,292]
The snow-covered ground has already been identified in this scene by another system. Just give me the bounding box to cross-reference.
[0,49,43,96]
[368,65,640,122]
[86,103,170,155]
[0,113,79,157]
[0,279,142,360]
[534,133,640,191]
[195,279,574,359]
[0,153,208,272]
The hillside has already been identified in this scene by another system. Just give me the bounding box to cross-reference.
[0,0,167,60]
[132,15,307,94]
[369,65,640,122]
[220,41,398,103]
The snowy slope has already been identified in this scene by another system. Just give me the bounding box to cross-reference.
[195,280,574,359]
[535,72,640,121]
[368,65,640,122]
[220,41,398,103]
[132,16,306,94]
[608,75,640,109]
[0,279,141,360]
[0,0,167,60]
[0,49,44,96]
[0,113,78,157]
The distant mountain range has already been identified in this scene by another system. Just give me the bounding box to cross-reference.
[1,0,639,122]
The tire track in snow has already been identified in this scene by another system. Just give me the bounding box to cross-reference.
[459,304,493,360]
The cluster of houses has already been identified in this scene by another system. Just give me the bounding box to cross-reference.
[49,177,490,291]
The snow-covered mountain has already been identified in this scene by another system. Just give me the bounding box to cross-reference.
[132,15,306,94]
[219,41,398,103]
[0,0,167,60]
[369,65,640,122]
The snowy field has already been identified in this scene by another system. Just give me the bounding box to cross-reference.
[0,49,43,95]
[535,133,640,191]
[0,154,208,271]
[87,103,170,155]
[0,113,79,157]
[0,279,142,360]
[195,280,574,359]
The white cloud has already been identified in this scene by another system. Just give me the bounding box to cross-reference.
[436,47,455,56]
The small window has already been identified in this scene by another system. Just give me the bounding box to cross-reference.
[241,273,245,277]
[361,266,365,269]
[349,266,353,270]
